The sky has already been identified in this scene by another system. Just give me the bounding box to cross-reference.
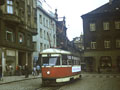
[42,0,109,40]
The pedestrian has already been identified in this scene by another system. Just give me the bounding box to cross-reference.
[16,65,19,75]
[0,65,3,81]
[9,64,13,76]
[25,64,29,78]
[32,67,36,76]
[19,65,22,75]
[36,65,40,75]
[5,64,9,75]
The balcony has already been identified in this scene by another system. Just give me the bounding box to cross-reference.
[3,14,21,24]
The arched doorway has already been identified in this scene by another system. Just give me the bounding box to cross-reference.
[100,56,112,73]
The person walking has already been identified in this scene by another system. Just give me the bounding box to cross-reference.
[0,65,3,81]
[9,64,13,76]
[25,64,29,78]
[32,67,37,76]
[36,65,40,75]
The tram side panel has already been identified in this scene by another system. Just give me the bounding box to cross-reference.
[41,65,81,83]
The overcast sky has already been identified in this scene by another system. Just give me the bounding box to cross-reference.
[42,0,109,40]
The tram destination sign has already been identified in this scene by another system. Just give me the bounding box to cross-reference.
[72,66,81,73]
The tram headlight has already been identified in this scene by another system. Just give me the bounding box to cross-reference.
[47,71,50,75]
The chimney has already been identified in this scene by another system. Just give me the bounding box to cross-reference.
[109,0,113,4]
[63,16,66,26]
[55,9,58,20]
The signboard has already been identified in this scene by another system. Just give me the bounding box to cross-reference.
[72,66,81,73]
[6,50,15,56]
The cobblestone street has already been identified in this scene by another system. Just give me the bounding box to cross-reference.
[0,74,120,90]
[58,74,120,90]
[0,78,42,90]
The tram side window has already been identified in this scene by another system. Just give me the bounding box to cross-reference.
[49,57,60,65]
[42,57,49,65]
[42,57,60,66]
[67,60,71,65]
[67,55,72,65]
[62,55,67,65]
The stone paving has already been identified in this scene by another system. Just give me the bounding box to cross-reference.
[0,74,41,85]
[0,73,120,90]
[82,73,120,78]
[59,74,120,90]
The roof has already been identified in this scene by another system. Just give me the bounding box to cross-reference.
[82,0,120,18]
[40,48,71,54]
[37,0,56,21]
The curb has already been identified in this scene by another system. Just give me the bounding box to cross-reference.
[0,76,41,85]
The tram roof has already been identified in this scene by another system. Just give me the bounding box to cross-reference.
[40,48,71,54]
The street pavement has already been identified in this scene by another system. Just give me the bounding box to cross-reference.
[0,77,42,90]
[0,73,120,90]
[58,73,120,90]
[0,74,41,85]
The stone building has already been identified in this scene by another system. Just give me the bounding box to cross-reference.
[0,0,37,75]
[33,0,56,66]
[72,35,84,51]
[55,10,68,50]
[81,0,120,73]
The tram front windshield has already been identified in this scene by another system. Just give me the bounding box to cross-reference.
[42,57,60,66]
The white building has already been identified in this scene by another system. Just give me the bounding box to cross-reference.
[33,0,56,64]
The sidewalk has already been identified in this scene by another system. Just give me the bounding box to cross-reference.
[0,74,41,85]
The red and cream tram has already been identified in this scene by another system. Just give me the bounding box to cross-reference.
[40,48,81,85]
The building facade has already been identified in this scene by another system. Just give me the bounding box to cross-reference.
[0,0,37,75]
[82,0,120,73]
[55,10,68,50]
[33,0,56,65]
[72,35,84,51]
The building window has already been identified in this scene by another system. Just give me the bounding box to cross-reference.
[40,43,43,51]
[46,19,48,27]
[44,44,46,49]
[40,28,42,38]
[104,40,110,48]
[54,34,56,46]
[39,15,42,24]
[18,32,24,44]
[90,23,96,31]
[43,17,45,26]
[116,39,120,48]
[103,22,109,30]
[6,31,14,42]
[115,21,120,29]
[27,36,31,47]
[7,0,13,14]
[44,31,46,39]
[91,42,96,49]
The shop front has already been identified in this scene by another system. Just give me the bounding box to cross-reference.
[99,56,112,73]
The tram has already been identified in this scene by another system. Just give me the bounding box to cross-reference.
[40,48,81,85]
